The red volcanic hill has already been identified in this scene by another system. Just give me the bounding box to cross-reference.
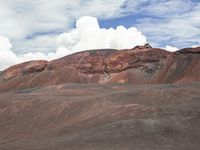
[0,44,200,91]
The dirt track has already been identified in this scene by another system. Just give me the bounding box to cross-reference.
[0,83,200,150]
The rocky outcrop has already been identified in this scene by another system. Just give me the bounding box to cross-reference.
[1,60,48,80]
[47,47,169,74]
[0,44,200,91]
[178,46,200,54]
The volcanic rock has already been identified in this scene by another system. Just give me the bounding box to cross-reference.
[178,46,200,54]
[2,60,48,80]
[0,44,200,91]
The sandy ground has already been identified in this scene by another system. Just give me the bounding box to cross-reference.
[0,83,200,150]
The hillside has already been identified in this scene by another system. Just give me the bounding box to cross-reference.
[0,83,200,150]
[0,44,200,91]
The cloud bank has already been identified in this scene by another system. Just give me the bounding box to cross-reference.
[134,0,200,48]
[0,35,55,70]
[0,0,199,53]
[0,0,129,54]
[0,36,18,70]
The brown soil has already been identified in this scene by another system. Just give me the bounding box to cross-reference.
[0,83,200,150]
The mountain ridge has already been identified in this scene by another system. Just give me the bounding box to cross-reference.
[0,44,200,91]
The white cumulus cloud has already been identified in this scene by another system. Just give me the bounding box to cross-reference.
[0,36,19,70]
[56,16,147,56]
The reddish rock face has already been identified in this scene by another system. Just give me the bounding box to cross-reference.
[47,49,117,73]
[178,46,200,54]
[0,45,200,91]
[104,48,169,73]
[2,60,48,80]
[47,47,170,74]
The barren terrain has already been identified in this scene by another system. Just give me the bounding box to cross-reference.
[0,83,200,150]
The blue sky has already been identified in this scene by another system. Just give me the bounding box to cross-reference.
[99,0,200,48]
[0,0,200,70]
